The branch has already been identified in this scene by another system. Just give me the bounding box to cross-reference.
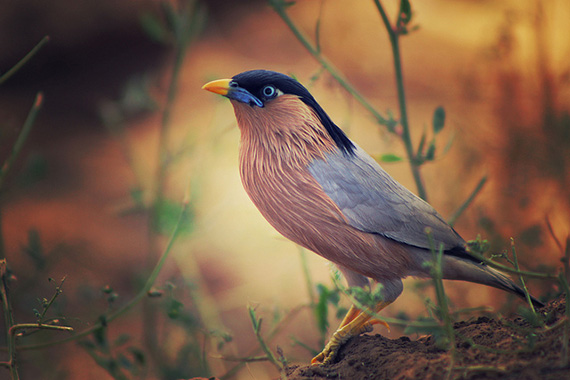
[15,195,191,352]
[0,36,49,85]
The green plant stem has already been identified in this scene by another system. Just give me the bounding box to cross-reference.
[0,92,43,261]
[247,306,286,378]
[448,175,487,227]
[426,232,456,380]
[270,0,428,200]
[38,277,66,323]
[1,260,19,379]
[510,239,537,318]
[0,92,44,192]
[0,269,70,380]
[268,0,387,127]
[373,0,427,201]
[214,355,269,363]
[466,249,557,280]
[0,36,49,85]
[14,198,190,352]
[559,273,570,367]
[330,274,440,329]
[9,324,73,335]
[220,304,307,379]
[145,0,201,362]
[546,217,570,284]
[454,365,507,375]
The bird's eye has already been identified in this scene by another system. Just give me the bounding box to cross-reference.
[262,85,277,98]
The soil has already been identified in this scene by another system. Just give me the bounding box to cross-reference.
[285,297,570,380]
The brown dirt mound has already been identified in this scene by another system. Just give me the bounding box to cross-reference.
[285,297,570,380]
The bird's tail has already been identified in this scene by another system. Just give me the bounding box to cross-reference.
[443,256,544,309]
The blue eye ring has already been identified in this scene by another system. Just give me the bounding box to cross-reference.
[262,85,277,98]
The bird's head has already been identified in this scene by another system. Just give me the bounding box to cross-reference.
[202,70,355,155]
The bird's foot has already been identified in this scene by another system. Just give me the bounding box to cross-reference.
[311,320,387,365]
[311,302,392,365]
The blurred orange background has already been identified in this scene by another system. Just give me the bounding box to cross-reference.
[0,0,569,379]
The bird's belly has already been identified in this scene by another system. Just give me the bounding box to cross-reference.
[239,162,414,280]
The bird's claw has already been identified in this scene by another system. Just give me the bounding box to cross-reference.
[368,318,390,332]
[311,322,376,365]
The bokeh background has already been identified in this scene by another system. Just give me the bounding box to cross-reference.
[1,0,569,379]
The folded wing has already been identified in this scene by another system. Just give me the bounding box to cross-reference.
[308,144,465,252]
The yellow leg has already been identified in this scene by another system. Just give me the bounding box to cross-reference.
[337,304,361,328]
[311,300,392,365]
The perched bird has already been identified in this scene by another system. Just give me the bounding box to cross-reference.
[202,70,543,364]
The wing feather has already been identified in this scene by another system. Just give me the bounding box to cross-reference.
[308,145,465,251]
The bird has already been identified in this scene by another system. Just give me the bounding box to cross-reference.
[202,69,544,364]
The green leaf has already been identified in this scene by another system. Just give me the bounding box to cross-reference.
[128,347,146,365]
[248,306,260,331]
[93,325,107,348]
[167,299,184,319]
[113,334,131,348]
[432,106,445,134]
[328,289,340,306]
[378,153,403,163]
[117,353,133,370]
[334,307,347,320]
[399,0,412,24]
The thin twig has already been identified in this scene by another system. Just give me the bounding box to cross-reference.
[465,249,557,280]
[330,274,440,329]
[558,273,570,367]
[1,260,19,379]
[219,304,307,379]
[0,93,44,192]
[544,215,563,252]
[271,0,429,200]
[212,355,269,363]
[0,92,44,261]
[0,36,50,85]
[448,175,487,227]
[425,229,456,380]
[38,277,66,323]
[15,195,191,351]
[247,306,285,374]
[268,0,388,127]
[510,239,538,319]
[145,0,202,365]
[373,0,427,201]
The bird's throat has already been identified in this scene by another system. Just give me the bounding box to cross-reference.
[232,95,337,167]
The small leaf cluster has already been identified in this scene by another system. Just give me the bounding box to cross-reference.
[380,106,448,164]
[80,319,146,380]
[394,0,420,35]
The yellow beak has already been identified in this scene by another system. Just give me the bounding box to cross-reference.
[202,78,232,96]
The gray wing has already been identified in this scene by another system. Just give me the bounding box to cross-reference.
[308,144,465,251]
